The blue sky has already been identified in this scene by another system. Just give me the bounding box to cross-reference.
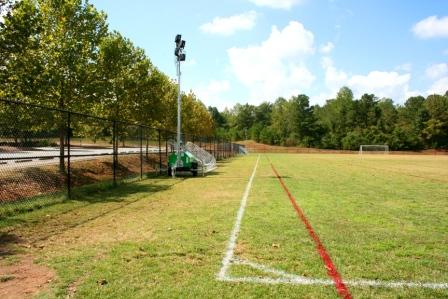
[90,0,448,110]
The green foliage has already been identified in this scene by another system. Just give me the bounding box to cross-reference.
[0,0,214,138]
[213,86,448,150]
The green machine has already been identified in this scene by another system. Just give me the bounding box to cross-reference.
[168,150,198,177]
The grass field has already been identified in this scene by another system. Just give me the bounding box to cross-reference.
[0,153,447,298]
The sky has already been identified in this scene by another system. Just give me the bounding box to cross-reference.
[90,0,448,110]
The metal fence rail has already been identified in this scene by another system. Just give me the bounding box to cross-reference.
[0,99,243,215]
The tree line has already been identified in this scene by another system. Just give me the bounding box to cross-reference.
[209,87,448,150]
[2,1,447,151]
[0,0,214,136]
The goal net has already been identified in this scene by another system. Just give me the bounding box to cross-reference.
[185,141,217,174]
[359,144,389,154]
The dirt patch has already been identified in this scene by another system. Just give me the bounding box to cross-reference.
[0,255,54,299]
[66,276,84,299]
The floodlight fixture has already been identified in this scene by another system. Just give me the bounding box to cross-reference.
[180,40,186,49]
[175,34,181,44]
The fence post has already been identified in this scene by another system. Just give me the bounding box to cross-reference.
[67,111,71,199]
[207,136,210,153]
[218,138,221,160]
[140,126,143,179]
[224,139,226,158]
[165,130,168,175]
[146,131,149,159]
[113,120,117,186]
[158,129,162,175]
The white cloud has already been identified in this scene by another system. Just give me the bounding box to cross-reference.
[200,11,257,36]
[321,57,347,90]
[427,77,448,95]
[412,16,448,39]
[395,63,412,72]
[195,80,230,109]
[248,0,305,9]
[348,71,413,102]
[317,57,415,103]
[425,63,448,79]
[228,21,315,103]
[319,42,334,54]
[311,57,348,105]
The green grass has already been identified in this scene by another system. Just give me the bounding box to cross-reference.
[0,154,447,298]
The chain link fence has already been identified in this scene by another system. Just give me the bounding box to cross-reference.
[0,99,244,216]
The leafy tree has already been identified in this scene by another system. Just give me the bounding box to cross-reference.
[354,94,380,129]
[270,97,288,144]
[0,0,43,99]
[377,98,397,133]
[287,94,320,146]
[0,0,108,171]
[422,94,448,148]
[394,96,428,149]
[181,92,214,136]
[316,87,356,148]
[234,103,255,132]
[208,106,227,129]
[254,102,272,126]
[96,31,151,121]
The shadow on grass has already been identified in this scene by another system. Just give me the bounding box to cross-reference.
[31,182,178,243]
[70,179,174,204]
[0,177,186,244]
[0,232,24,257]
[202,171,224,177]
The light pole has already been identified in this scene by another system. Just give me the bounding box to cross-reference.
[174,34,186,172]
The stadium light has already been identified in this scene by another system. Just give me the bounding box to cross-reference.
[175,34,181,45]
[174,34,186,174]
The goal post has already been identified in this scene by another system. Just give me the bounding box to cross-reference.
[359,144,389,154]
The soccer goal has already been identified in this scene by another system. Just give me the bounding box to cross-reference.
[359,144,389,154]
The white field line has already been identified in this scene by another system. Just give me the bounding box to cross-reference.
[217,155,260,280]
[217,154,448,290]
[230,259,448,289]
[221,273,448,289]
[233,257,330,284]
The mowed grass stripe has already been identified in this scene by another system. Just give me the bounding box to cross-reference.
[269,160,352,299]
[314,154,448,183]
[266,153,448,298]
[233,156,340,297]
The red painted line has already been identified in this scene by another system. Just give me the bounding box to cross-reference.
[270,163,352,299]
